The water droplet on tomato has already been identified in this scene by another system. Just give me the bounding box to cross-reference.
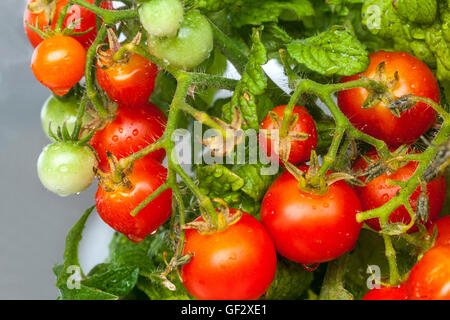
[132,129,139,136]
[112,135,119,142]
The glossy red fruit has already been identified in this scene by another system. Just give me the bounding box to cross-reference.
[338,51,440,146]
[31,35,86,96]
[352,152,446,233]
[181,211,277,300]
[428,216,450,247]
[362,285,409,300]
[90,103,167,172]
[24,0,114,49]
[95,157,172,242]
[97,52,159,107]
[407,245,450,300]
[259,105,317,165]
[260,166,362,264]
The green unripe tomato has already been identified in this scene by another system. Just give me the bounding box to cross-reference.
[40,95,90,140]
[139,0,184,37]
[37,142,98,197]
[41,95,78,139]
[148,10,213,69]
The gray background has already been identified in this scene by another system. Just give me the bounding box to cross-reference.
[0,0,113,300]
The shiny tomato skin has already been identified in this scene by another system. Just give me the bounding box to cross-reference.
[31,35,86,96]
[259,105,318,165]
[406,245,450,300]
[24,0,113,49]
[338,51,439,146]
[362,285,409,300]
[90,103,167,172]
[428,216,450,247]
[181,211,277,300]
[352,153,446,233]
[97,53,159,107]
[260,167,363,264]
[95,157,172,243]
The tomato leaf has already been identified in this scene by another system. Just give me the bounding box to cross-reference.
[344,230,416,299]
[287,26,369,76]
[263,257,314,299]
[197,162,278,216]
[233,164,276,202]
[229,0,314,28]
[107,230,193,300]
[55,207,119,300]
[223,27,268,130]
[395,0,437,24]
[82,265,139,297]
[136,276,192,300]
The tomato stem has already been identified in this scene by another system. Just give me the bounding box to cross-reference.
[319,253,353,300]
[356,118,450,223]
[55,3,70,33]
[382,234,401,285]
[71,94,87,140]
[130,182,170,217]
[69,0,138,25]
[84,24,109,118]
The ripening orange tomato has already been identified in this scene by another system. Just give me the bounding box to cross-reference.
[31,35,86,96]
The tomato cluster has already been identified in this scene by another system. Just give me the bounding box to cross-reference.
[28,1,170,238]
[26,0,449,301]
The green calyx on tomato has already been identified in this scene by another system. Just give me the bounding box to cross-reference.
[283,150,363,195]
[24,0,114,49]
[41,94,90,140]
[139,0,184,38]
[148,10,213,69]
[259,105,318,165]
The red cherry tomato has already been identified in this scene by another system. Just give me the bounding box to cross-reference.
[406,245,450,300]
[90,103,167,172]
[97,52,159,107]
[352,152,446,233]
[259,105,317,165]
[95,157,172,242]
[24,0,113,49]
[181,211,277,300]
[260,166,363,264]
[31,35,86,96]
[362,284,409,300]
[338,51,440,146]
[428,216,450,247]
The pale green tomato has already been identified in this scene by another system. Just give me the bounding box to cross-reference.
[148,10,213,69]
[139,0,184,37]
[37,142,98,197]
